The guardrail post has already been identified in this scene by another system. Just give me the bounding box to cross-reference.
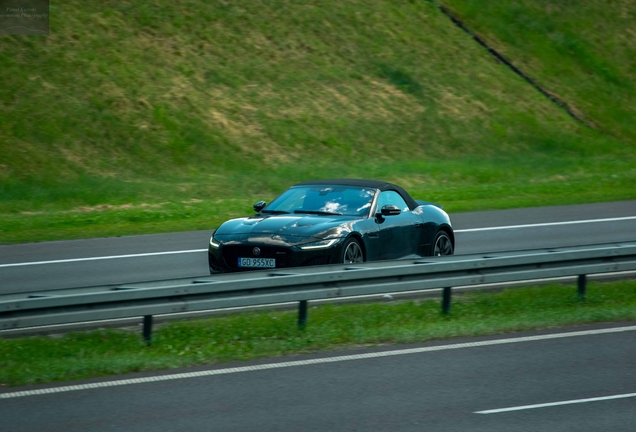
[143,315,153,345]
[442,287,452,314]
[578,275,587,300]
[298,300,308,329]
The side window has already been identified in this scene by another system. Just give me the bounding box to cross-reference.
[376,191,409,213]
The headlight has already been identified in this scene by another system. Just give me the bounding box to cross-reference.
[298,238,339,250]
[209,237,221,248]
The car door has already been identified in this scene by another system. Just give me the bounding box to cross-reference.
[375,191,423,260]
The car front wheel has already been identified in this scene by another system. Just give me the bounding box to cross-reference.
[342,238,364,264]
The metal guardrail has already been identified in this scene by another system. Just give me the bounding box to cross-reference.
[2,242,636,344]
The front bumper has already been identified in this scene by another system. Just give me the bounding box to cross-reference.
[208,240,344,273]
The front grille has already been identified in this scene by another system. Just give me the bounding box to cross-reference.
[222,245,292,269]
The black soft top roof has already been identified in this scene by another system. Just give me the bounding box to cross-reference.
[295,178,419,210]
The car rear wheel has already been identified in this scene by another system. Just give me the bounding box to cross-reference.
[431,231,453,256]
[342,238,364,264]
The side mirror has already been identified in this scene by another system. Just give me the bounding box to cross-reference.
[253,201,267,213]
[380,204,401,216]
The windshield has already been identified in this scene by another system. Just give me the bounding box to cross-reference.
[263,186,376,217]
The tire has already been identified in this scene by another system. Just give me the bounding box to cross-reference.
[342,238,364,264]
[430,230,453,256]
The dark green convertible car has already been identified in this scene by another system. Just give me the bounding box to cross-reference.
[208,178,454,273]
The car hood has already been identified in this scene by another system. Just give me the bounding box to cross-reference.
[215,214,358,240]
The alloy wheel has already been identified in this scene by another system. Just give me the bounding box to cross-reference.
[343,241,364,263]
[433,234,453,256]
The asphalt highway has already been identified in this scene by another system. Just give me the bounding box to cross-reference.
[1,323,635,431]
[1,200,635,295]
[1,202,636,431]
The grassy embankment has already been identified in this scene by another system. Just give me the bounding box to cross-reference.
[1,0,635,244]
[443,0,636,144]
[1,280,635,387]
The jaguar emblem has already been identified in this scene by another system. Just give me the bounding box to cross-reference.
[252,247,261,256]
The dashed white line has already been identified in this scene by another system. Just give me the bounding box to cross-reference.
[0,249,208,268]
[2,325,636,399]
[455,216,636,233]
[1,216,634,268]
[475,392,636,414]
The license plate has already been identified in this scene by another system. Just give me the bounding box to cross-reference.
[238,257,276,268]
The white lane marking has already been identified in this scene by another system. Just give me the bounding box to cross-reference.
[2,216,635,268]
[2,325,635,399]
[455,216,636,233]
[475,392,636,414]
[0,249,208,268]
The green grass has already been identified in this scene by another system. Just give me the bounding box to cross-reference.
[442,0,636,145]
[2,279,636,387]
[0,0,634,243]
[2,153,635,243]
